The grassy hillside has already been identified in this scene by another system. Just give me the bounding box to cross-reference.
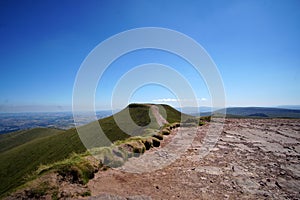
[76,103,186,148]
[0,128,86,196]
[98,103,156,141]
[0,103,184,197]
[160,104,190,123]
[76,103,160,149]
[0,128,64,153]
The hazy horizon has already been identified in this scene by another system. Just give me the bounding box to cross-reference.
[1,103,300,113]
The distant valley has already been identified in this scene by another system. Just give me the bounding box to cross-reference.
[0,111,112,134]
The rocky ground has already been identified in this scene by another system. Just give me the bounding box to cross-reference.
[85,118,300,200]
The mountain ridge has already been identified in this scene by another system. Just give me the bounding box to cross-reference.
[186,106,300,118]
[0,103,187,197]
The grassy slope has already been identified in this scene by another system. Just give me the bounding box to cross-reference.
[0,104,183,196]
[160,104,191,123]
[0,128,64,153]
[98,103,154,141]
[76,104,156,149]
[0,128,86,196]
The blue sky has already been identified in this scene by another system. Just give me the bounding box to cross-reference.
[0,0,299,111]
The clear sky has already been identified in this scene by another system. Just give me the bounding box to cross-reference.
[0,0,299,112]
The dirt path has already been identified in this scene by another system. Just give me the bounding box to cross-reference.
[150,105,168,127]
[86,119,300,200]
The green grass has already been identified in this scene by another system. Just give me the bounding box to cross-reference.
[0,128,64,153]
[90,146,127,168]
[36,152,97,184]
[198,116,211,126]
[128,103,151,125]
[77,104,166,150]
[76,104,159,149]
[0,128,86,197]
[159,104,191,123]
[12,152,96,199]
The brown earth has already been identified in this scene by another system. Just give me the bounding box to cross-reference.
[150,105,168,127]
[84,118,300,200]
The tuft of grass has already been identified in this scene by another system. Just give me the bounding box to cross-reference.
[80,190,91,197]
[91,146,127,168]
[199,121,205,126]
[142,137,153,150]
[198,116,212,126]
[35,152,98,185]
[143,129,163,140]
[161,128,171,135]
[119,139,146,156]
[200,116,211,122]
[171,122,180,129]
[151,137,160,147]
[150,132,164,140]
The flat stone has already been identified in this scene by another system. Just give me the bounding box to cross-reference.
[195,166,223,175]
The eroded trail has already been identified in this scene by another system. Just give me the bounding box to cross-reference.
[150,105,168,127]
[86,119,300,200]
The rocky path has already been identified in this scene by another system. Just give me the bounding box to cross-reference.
[86,119,300,200]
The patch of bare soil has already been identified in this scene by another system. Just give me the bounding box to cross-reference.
[85,119,300,200]
[150,105,168,127]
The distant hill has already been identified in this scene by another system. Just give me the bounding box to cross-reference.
[176,106,215,115]
[213,107,300,118]
[0,103,184,197]
[276,105,300,110]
